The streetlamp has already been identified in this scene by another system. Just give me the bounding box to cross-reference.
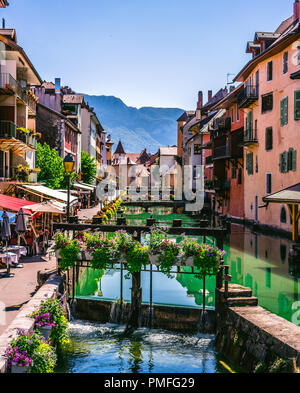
[63,153,75,222]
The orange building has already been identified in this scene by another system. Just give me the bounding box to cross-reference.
[234,1,300,232]
[212,85,245,220]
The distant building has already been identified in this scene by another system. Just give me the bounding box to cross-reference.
[0,0,9,8]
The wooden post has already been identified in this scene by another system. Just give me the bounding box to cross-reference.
[203,276,206,312]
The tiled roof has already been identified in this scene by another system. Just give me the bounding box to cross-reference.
[0,28,16,41]
[62,94,84,104]
[202,88,228,109]
[42,82,55,90]
[160,146,177,156]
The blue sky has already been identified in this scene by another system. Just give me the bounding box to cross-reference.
[1,0,295,109]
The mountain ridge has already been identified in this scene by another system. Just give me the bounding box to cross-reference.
[83,94,185,154]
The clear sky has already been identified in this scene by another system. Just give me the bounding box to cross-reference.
[1,0,295,109]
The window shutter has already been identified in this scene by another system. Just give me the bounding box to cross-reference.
[285,97,288,125]
[246,113,249,140]
[250,111,253,139]
[246,153,249,174]
[248,153,253,175]
[281,100,284,126]
[292,149,297,171]
[295,91,300,120]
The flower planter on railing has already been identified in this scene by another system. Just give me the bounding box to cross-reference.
[37,325,52,341]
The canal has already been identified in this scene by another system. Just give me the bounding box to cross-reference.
[75,207,300,327]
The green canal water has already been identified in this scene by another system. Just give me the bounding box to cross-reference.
[76,207,300,327]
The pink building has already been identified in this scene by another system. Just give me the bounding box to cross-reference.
[234,1,300,233]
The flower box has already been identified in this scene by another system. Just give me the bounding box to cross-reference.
[11,363,30,374]
[37,325,52,341]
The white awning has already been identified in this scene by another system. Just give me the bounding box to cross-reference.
[72,183,95,191]
[21,185,78,205]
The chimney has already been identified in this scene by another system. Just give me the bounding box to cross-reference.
[230,86,235,93]
[294,0,300,22]
[208,90,213,102]
[2,18,5,29]
[197,91,203,109]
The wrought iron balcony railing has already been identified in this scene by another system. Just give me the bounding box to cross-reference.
[237,85,259,108]
[0,73,17,93]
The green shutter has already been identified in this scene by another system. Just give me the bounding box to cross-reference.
[246,113,249,140]
[285,97,288,125]
[250,111,253,140]
[295,91,300,120]
[292,149,297,171]
[248,152,253,175]
[246,153,249,174]
[280,99,284,126]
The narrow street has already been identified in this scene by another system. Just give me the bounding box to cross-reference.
[0,254,56,335]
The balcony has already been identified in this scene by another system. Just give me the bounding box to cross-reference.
[0,121,38,153]
[213,142,230,160]
[214,180,230,193]
[237,85,259,108]
[243,130,258,146]
[205,155,213,165]
[211,117,231,139]
[0,73,17,95]
[231,130,244,158]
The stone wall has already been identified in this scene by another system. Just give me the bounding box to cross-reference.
[215,284,300,373]
[75,298,215,333]
[0,274,64,373]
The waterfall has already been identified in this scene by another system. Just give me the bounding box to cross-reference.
[143,306,154,329]
[198,310,215,334]
[109,302,122,324]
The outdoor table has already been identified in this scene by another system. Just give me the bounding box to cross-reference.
[0,252,17,277]
[7,246,27,268]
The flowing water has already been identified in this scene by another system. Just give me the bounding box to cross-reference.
[56,320,233,373]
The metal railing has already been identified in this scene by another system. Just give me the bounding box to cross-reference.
[237,85,259,107]
[0,120,17,138]
[0,73,17,92]
[214,144,230,159]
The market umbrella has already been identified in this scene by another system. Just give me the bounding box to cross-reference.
[0,211,13,278]
[15,208,26,235]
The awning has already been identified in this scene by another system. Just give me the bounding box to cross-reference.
[0,195,37,215]
[263,183,300,242]
[22,201,65,214]
[73,183,95,191]
[20,185,78,205]
[262,183,300,204]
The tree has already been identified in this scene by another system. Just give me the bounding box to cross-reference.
[81,151,97,184]
[36,143,64,189]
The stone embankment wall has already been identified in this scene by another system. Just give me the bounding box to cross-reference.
[75,298,215,333]
[0,274,64,373]
[215,284,300,373]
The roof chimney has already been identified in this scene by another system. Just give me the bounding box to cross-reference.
[294,0,300,22]
[2,18,5,29]
[197,91,203,110]
[208,90,213,102]
[230,86,235,93]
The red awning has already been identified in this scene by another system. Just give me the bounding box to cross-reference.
[0,195,37,215]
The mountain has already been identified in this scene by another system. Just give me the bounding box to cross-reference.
[83,95,185,154]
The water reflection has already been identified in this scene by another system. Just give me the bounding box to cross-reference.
[76,207,300,326]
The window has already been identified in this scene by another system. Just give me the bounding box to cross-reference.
[194,144,201,155]
[262,93,273,113]
[231,108,234,123]
[267,61,273,81]
[232,165,237,179]
[238,168,242,184]
[288,148,297,171]
[265,127,273,151]
[279,151,288,173]
[246,152,254,175]
[283,51,288,74]
[280,207,287,224]
[295,90,300,120]
[246,111,253,140]
[280,97,288,126]
[266,173,272,194]
[236,105,240,122]
[256,156,258,173]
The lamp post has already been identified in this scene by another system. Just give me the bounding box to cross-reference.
[63,153,75,223]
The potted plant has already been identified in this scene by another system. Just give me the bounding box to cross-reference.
[34,313,56,341]
[4,329,56,374]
